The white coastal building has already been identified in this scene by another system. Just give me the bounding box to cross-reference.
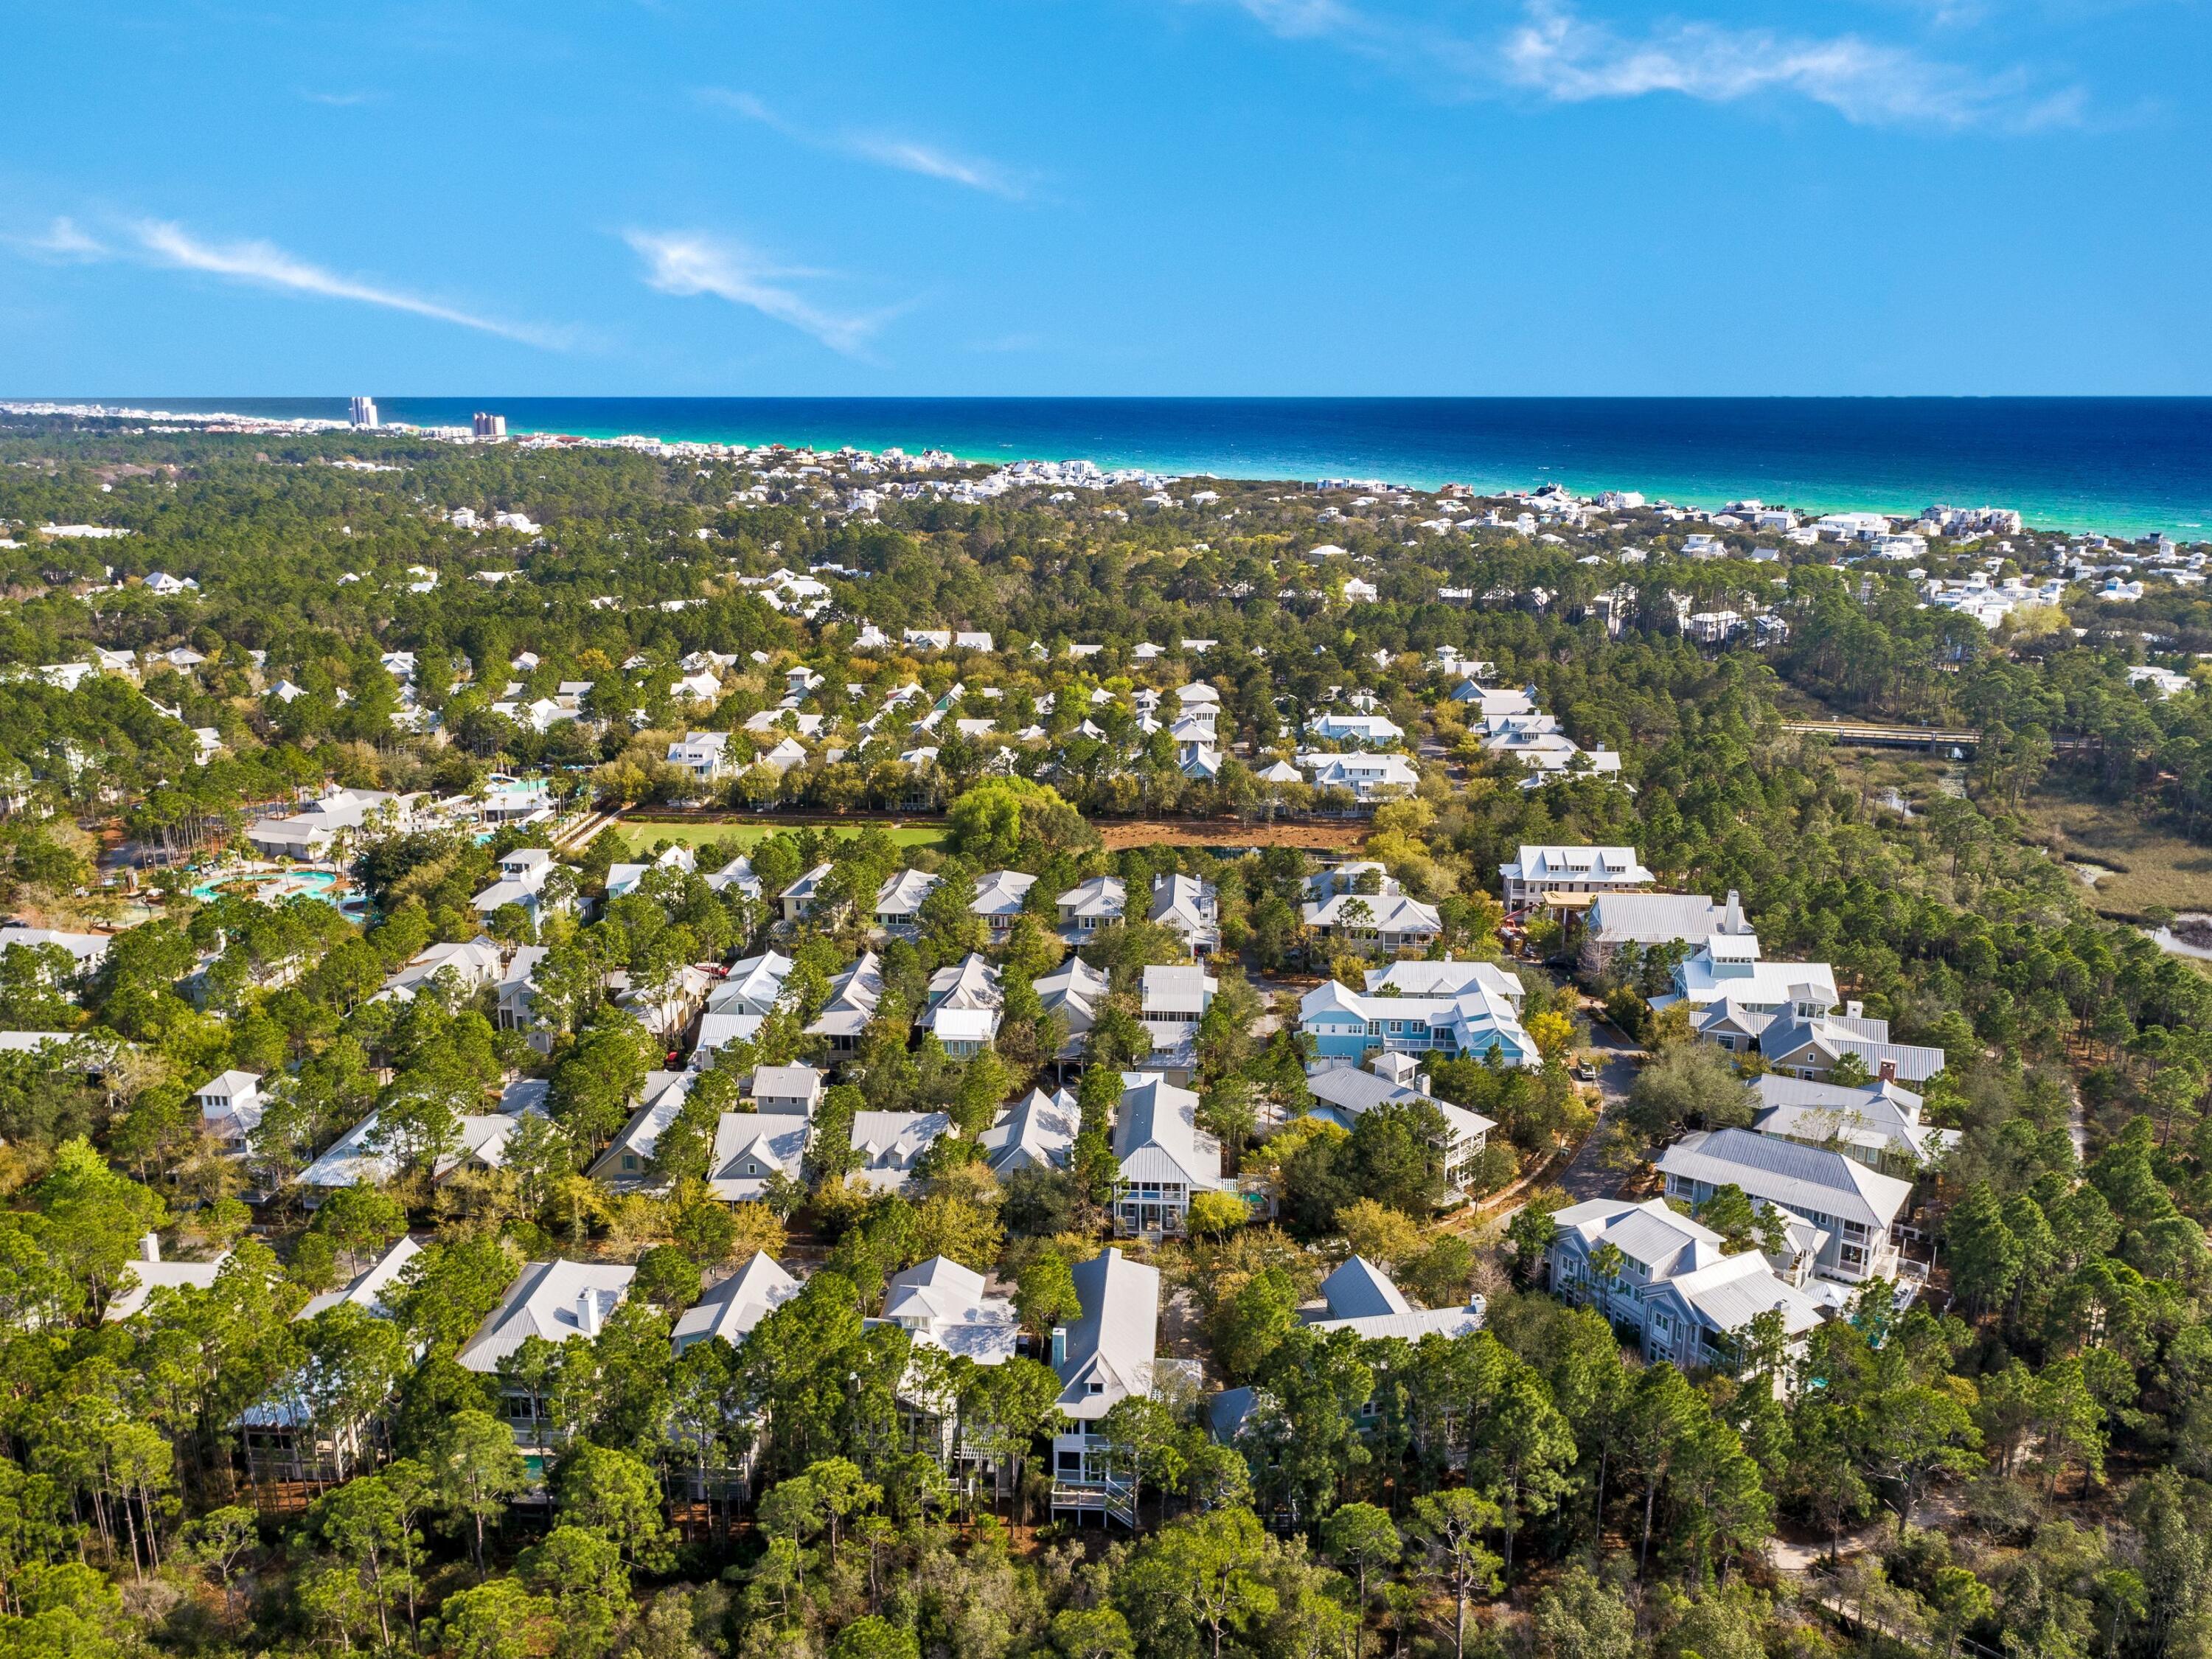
[1498,844,1654,911]
[1111,1074,1227,1236]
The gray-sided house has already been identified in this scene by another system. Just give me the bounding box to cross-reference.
[1547,1197,1826,1380]
[1657,1127,1918,1288]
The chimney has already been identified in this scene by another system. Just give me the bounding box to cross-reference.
[141,1232,161,1264]
[1418,1073,1432,1097]
[1050,1326,1068,1368]
[1846,1000,1864,1020]
[577,1289,601,1337]
[1878,1060,1897,1083]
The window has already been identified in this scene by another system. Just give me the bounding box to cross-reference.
[1088,1382,1105,1395]
[621,1154,637,1171]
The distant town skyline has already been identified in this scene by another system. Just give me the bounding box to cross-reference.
[2,1,2204,397]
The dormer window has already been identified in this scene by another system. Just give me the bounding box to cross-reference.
[1088,1381,1105,1395]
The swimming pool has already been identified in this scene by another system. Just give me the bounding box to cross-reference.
[189,867,368,917]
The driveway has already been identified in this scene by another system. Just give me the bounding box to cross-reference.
[1552,1017,1644,1205]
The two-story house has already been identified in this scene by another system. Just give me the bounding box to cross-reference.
[978,1086,1082,1173]
[704,1115,811,1200]
[470,848,568,926]
[240,1236,425,1484]
[195,1069,265,1152]
[665,731,736,787]
[750,1064,824,1116]
[1304,1054,1495,1192]
[1579,889,1750,978]
[1546,1197,1825,1380]
[804,950,888,1057]
[1655,1128,1916,1287]
[1148,874,1220,955]
[923,953,1003,1057]
[1134,964,1215,1085]
[969,869,1038,936]
[779,862,835,924]
[1034,955,1110,1058]
[1050,1248,1164,1528]
[1298,977,1534,1068]
[1498,844,1654,913]
[1111,1074,1227,1236]
[849,1111,955,1193]
[1660,932,1838,1018]
[457,1259,638,1480]
[1301,889,1444,954]
[696,950,795,1059]
[878,1257,1021,1475]
[873,868,942,935]
[1706,1007,1946,1087]
[1057,876,1126,940]
[1750,1074,1958,1178]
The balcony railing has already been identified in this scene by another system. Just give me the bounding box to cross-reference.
[1049,1476,1137,1528]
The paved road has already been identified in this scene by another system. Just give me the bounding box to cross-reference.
[1553,1016,1644,1204]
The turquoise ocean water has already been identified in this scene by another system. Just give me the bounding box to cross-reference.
[76,397,2212,540]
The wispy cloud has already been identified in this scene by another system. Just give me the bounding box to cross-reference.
[1225,0,1363,38]
[300,89,383,107]
[1197,0,2079,131]
[698,88,1033,199]
[16,217,105,260]
[845,135,1024,196]
[1493,1,2073,129]
[626,229,896,355]
[7,215,566,345]
[133,221,565,344]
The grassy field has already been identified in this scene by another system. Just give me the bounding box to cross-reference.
[2013,791,2212,919]
[616,818,949,855]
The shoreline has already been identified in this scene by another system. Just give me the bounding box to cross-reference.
[6,394,2209,543]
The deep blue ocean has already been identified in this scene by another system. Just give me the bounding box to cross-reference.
[80,397,2212,539]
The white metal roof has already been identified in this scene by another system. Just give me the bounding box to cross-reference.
[457,1258,636,1371]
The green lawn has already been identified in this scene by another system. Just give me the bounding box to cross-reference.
[614,817,947,855]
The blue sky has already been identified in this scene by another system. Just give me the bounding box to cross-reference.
[3,0,2206,396]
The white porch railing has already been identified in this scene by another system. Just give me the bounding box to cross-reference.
[1050,1476,1137,1528]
